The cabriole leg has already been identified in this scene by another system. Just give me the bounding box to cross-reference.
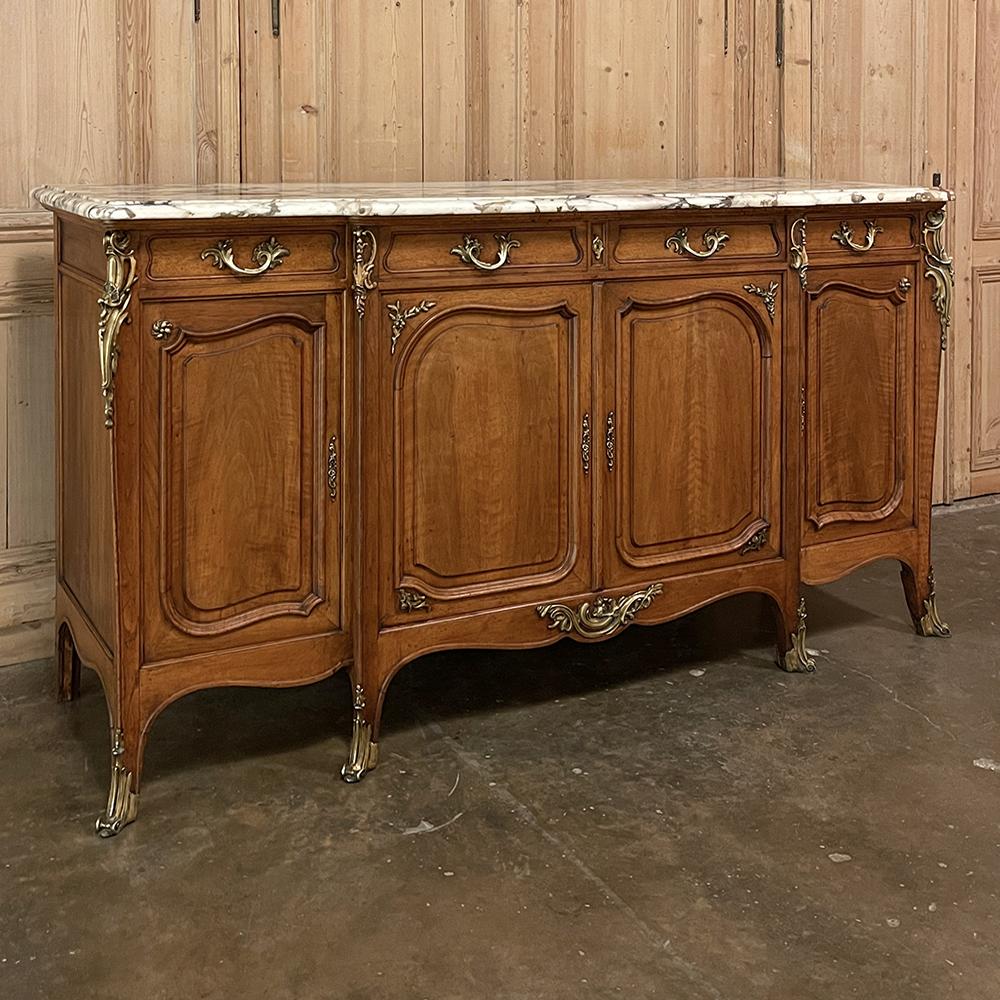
[56,623,81,703]
[341,680,380,784]
[777,596,817,674]
[95,725,139,837]
[901,563,951,638]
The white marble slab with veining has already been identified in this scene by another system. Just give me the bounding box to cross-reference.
[32,178,950,222]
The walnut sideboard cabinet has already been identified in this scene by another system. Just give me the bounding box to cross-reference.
[33,180,954,836]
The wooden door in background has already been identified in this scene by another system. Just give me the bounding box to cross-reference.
[954,0,1000,497]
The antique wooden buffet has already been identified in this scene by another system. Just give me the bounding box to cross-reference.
[33,180,953,836]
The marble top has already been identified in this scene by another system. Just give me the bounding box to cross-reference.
[32,178,949,222]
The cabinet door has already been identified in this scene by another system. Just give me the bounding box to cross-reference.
[141,295,342,661]
[601,276,784,588]
[803,264,917,542]
[381,284,592,623]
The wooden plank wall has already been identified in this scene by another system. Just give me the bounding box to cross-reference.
[0,0,992,667]
[0,0,120,664]
[240,0,758,183]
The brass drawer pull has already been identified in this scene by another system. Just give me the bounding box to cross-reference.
[200,236,290,276]
[451,233,520,271]
[832,220,883,253]
[665,227,730,259]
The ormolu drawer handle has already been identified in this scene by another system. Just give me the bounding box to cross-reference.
[450,233,520,271]
[665,227,730,259]
[200,236,290,276]
[832,220,883,253]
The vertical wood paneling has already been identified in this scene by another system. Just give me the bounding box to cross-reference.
[240,0,282,181]
[812,0,922,183]
[422,1,467,180]
[36,0,122,192]
[778,0,814,177]
[480,2,520,180]
[0,314,7,549]
[974,0,1000,237]
[278,0,332,182]
[571,1,681,178]
[680,1,737,176]
[198,0,242,183]
[337,1,424,182]
[968,0,1000,493]
[7,316,54,548]
[926,0,958,503]
[972,270,1000,470]
[480,0,562,180]
[1,0,121,212]
[0,238,56,550]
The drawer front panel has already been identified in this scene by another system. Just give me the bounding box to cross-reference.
[146,230,341,282]
[381,225,586,277]
[811,215,917,256]
[610,220,782,266]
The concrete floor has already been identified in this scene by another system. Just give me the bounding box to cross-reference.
[2,502,999,1000]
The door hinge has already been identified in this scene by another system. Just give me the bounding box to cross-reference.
[194,0,201,24]
[800,387,806,433]
[776,0,785,68]
[271,0,281,37]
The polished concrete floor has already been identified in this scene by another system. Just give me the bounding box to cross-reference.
[2,501,999,1000]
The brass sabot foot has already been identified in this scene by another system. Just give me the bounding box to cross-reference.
[916,570,951,638]
[341,684,380,784]
[95,729,138,838]
[917,596,951,638]
[341,732,379,784]
[779,597,817,674]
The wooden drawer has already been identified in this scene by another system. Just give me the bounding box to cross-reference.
[381,223,587,276]
[145,229,341,282]
[609,219,783,266]
[809,214,918,256]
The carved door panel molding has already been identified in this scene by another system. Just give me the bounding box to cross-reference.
[803,264,917,542]
[382,284,593,623]
[140,295,342,660]
[601,275,784,588]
